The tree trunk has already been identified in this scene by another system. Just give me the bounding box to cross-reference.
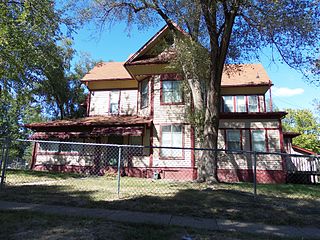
[197,67,222,183]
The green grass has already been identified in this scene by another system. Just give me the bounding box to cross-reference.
[0,210,300,240]
[1,169,320,227]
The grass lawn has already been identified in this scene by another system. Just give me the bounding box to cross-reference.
[1,169,320,227]
[0,210,300,240]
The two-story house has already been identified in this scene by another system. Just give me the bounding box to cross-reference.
[26,24,289,183]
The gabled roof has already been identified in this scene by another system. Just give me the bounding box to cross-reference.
[82,62,132,82]
[125,23,187,66]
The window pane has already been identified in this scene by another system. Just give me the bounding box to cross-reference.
[252,130,266,152]
[161,125,183,157]
[227,130,241,150]
[162,80,182,103]
[248,95,258,112]
[110,91,119,114]
[223,96,234,112]
[141,80,149,108]
[236,96,246,112]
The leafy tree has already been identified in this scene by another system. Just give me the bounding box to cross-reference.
[72,0,320,182]
[0,0,73,87]
[36,41,97,120]
[282,109,320,154]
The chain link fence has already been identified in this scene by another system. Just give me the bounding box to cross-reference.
[1,139,318,195]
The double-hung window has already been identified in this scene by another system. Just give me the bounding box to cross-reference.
[141,79,149,108]
[248,95,259,112]
[236,96,246,112]
[162,80,183,104]
[109,91,120,114]
[251,130,266,152]
[223,96,234,112]
[161,125,183,158]
[226,130,242,150]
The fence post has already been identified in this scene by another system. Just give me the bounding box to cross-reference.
[0,138,10,190]
[253,151,257,198]
[117,146,122,197]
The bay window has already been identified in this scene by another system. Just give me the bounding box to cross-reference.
[161,125,183,158]
[161,80,183,104]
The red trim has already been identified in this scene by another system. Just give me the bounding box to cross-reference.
[263,95,266,113]
[265,129,269,152]
[149,125,154,167]
[292,145,317,155]
[137,81,140,114]
[191,126,195,168]
[257,95,261,112]
[233,96,236,112]
[150,77,154,118]
[159,123,185,160]
[220,112,287,119]
[37,151,86,156]
[221,83,273,88]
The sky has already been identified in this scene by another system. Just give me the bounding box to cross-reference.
[72,22,319,112]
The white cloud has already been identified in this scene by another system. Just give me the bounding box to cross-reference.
[272,87,304,97]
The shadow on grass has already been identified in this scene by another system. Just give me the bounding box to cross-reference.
[0,182,319,228]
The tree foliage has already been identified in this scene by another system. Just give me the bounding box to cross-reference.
[71,0,320,182]
[0,0,73,87]
[282,109,320,154]
[35,40,96,120]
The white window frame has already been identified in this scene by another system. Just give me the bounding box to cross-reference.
[161,80,183,104]
[160,125,183,158]
[109,91,120,114]
[251,130,266,152]
[248,95,259,113]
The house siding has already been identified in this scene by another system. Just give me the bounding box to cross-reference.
[89,89,138,116]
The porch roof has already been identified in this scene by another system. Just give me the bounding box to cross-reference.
[29,126,144,140]
[25,116,152,131]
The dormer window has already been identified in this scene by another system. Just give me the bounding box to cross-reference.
[161,80,183,104]
[141,79,149,108]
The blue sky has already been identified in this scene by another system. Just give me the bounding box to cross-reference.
[72,23,319,112]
